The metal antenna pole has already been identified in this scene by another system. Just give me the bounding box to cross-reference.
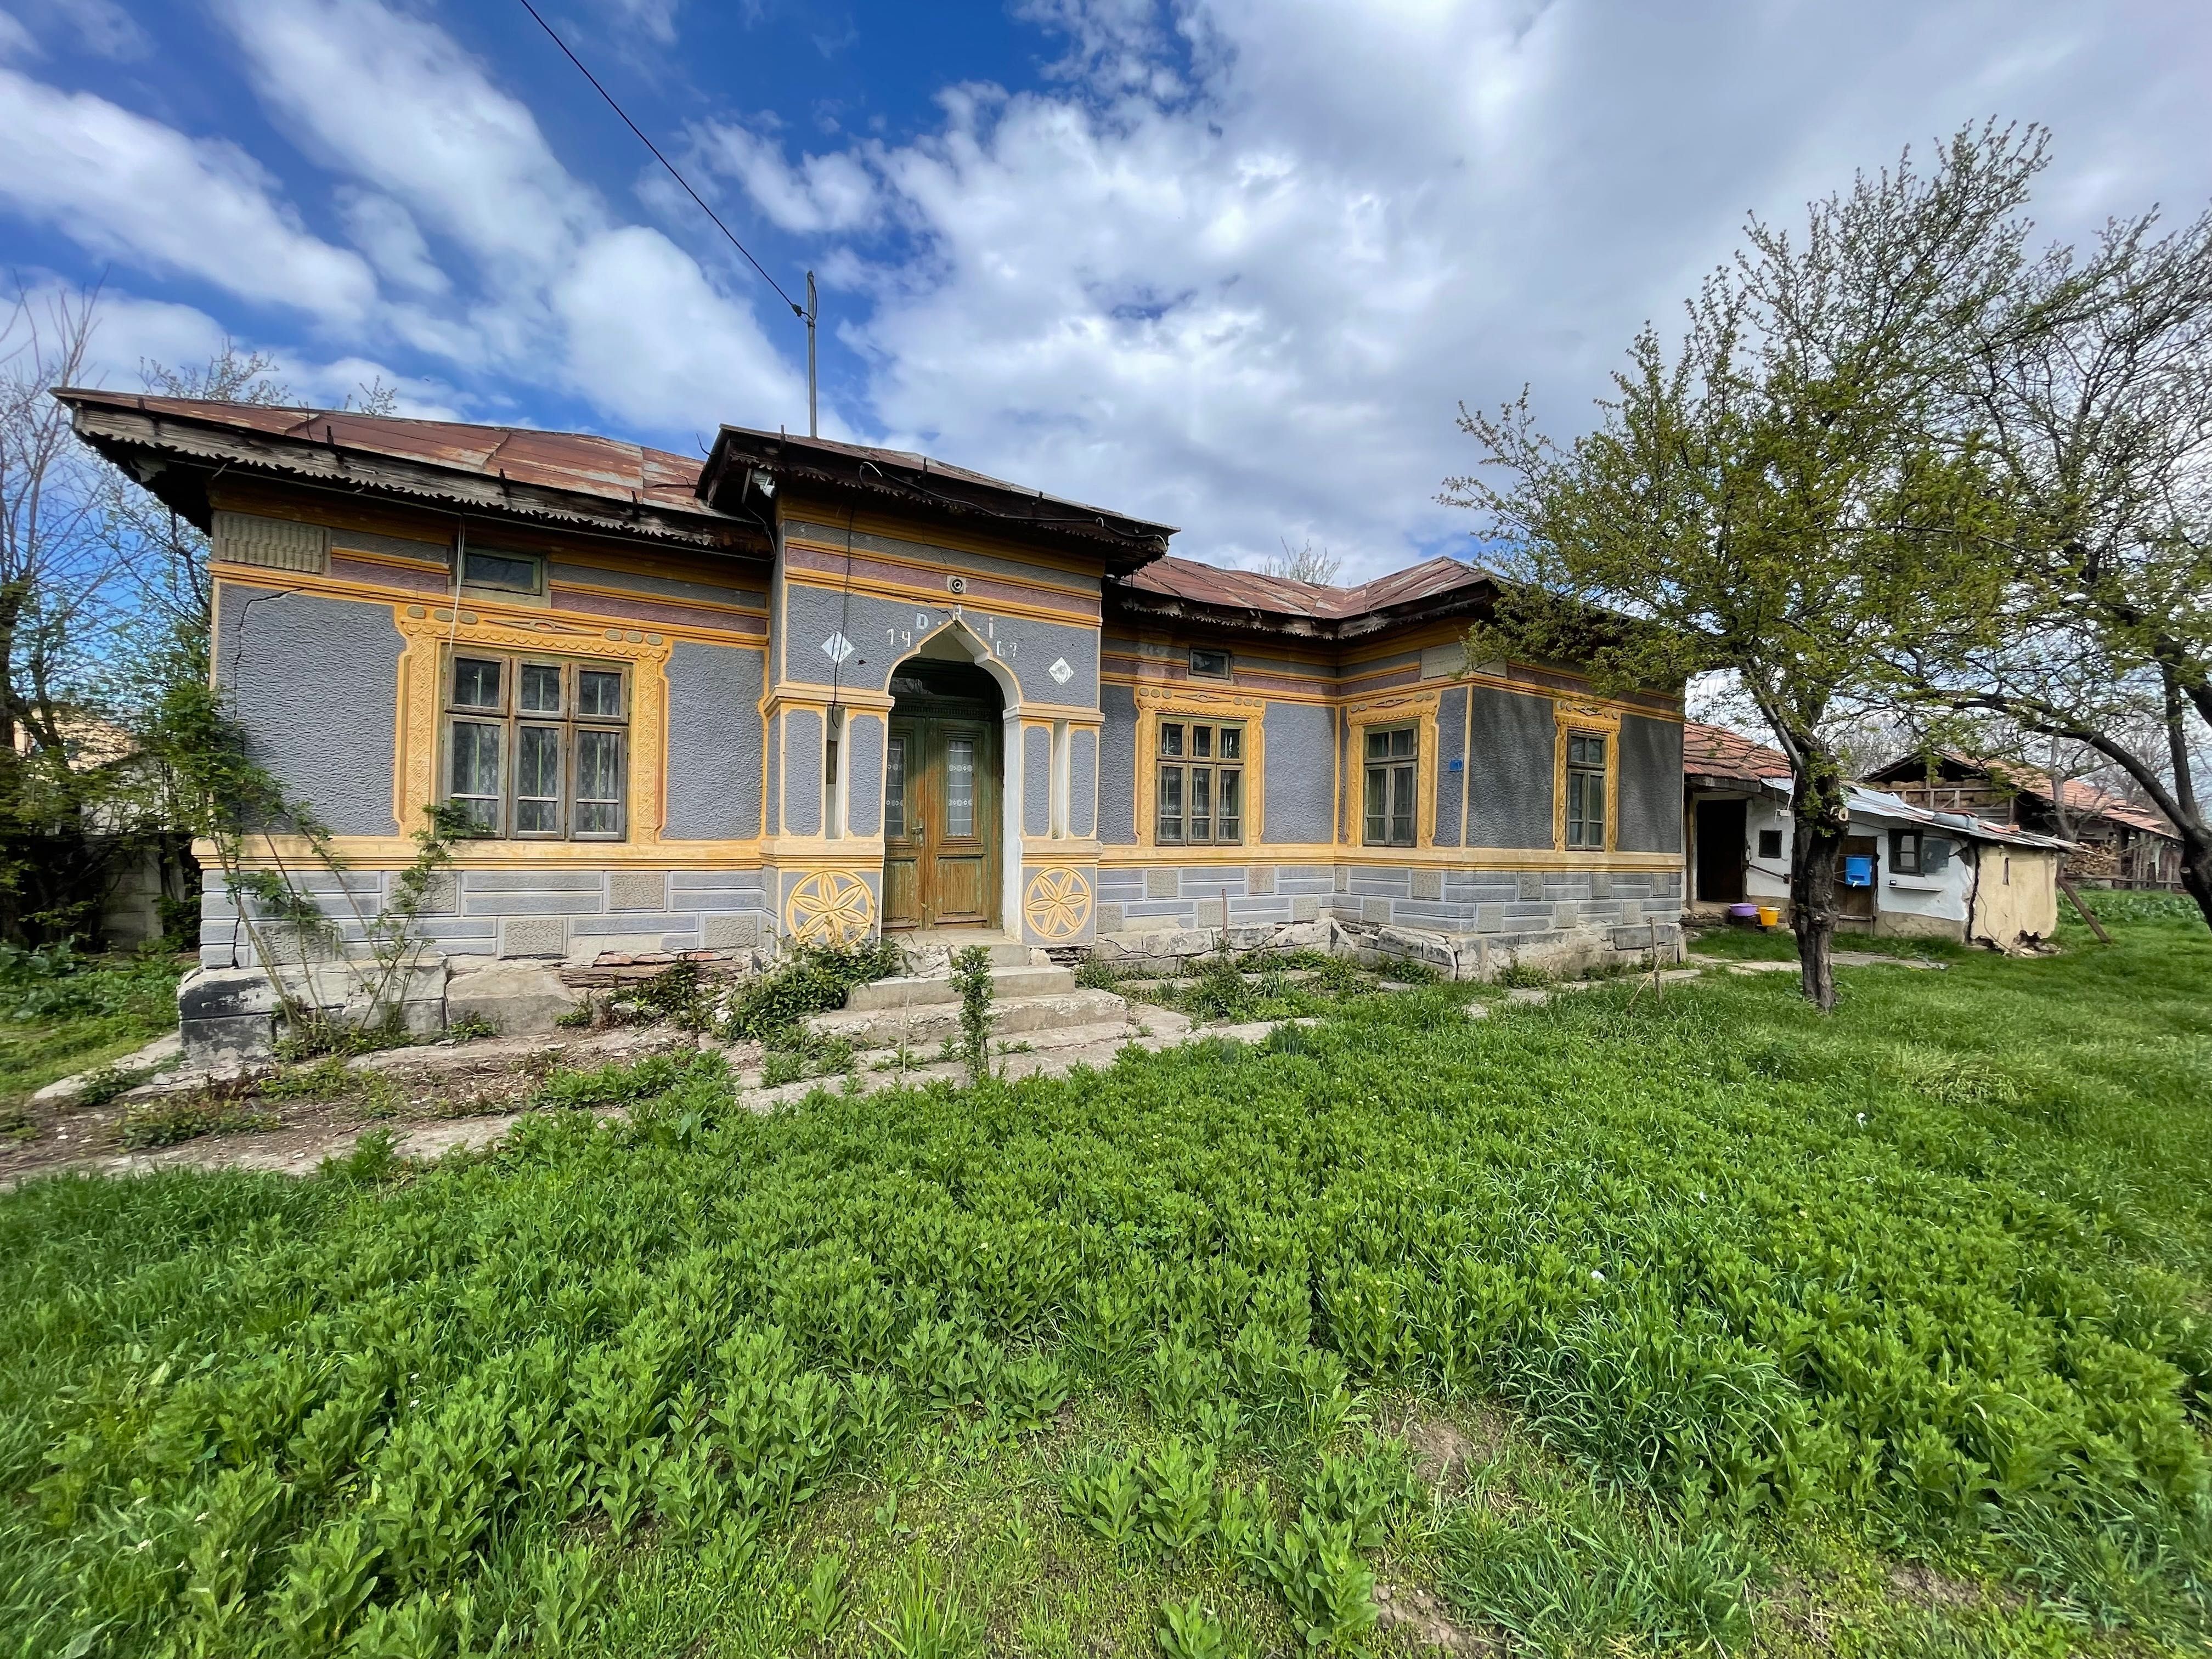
[805,270,819,438]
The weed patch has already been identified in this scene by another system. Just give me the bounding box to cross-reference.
[115,1093,280,1148]
[1,920,2208,1657]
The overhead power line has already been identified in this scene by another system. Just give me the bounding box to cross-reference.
[514,0,804,319]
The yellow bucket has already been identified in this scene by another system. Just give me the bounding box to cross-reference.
[1756,906,1782,929]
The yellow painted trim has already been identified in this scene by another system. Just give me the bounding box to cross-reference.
[782,567,1094,629]
[394,605,674,845]
[1020,836,1102,859]
[328,543,447,574]
[216,566,765,647]
[1342,688,1443,850]
[765,685,898,715]
[207,835,764,868]
[783,531,1101,603]
[1552,699,1624,855]
[550,576,768,620]
[1132,684,1270,849]
[1094,844,1680,872]
[1022,865,1094,941]
[785,869,875,944]
[765,839,888,866]
[780,493,1117,580]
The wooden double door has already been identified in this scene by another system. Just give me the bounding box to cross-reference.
[883,714,1001,931]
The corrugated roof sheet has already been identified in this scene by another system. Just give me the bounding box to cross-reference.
[1846,786,2075,851]
[1117,554,1491,618]
[58,390,726,521]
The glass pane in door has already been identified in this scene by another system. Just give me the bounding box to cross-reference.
[946,737,975,836]
[885,737,906,838]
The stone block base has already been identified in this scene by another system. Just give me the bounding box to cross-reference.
[1091,918,1335,971]
[1087,915,1684,984]
[176,960,452,1068]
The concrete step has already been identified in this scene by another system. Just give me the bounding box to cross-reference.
[805,988,1131,1051]
[845,966,1075,1011]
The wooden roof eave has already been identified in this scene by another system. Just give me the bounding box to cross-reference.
[1104,579,1500,643]
[66,401,766,556]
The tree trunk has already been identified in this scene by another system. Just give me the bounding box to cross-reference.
[1786,747,1852,1013]
[2180,825,2212,936]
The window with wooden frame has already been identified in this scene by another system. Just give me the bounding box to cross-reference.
[443,650,628,839]
[1362,725,1419,847]
[1155,718,1244,844]
[1188,646,1232,680]
[1890,827,1922,875]
[1565,730,1607,849]
[458,546,545,599]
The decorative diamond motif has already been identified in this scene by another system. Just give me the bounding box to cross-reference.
[1048,656,1074,685]
[820,633,854,664]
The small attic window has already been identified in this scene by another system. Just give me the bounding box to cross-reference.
[1189,646,1231,679]
[462,548,544,596]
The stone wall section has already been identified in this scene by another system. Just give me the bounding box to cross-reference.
[1092,861,1683,977]
[198,866,777,970]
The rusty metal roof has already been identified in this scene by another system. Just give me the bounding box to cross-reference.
[700,426,1176,570]
[1114,554,1493,627]
[57,390,726,523]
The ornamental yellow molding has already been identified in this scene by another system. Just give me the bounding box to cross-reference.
[1023,866,1093,941]
[1551,699,1625,854]
[1342,689,1443,849]
[785,870,876,944]
[1132,684,1269,848]
[394,605,674,844]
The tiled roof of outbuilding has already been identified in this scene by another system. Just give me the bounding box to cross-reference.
[1682,721,1793,786]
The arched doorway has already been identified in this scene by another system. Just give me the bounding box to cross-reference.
[883,652,1005,933]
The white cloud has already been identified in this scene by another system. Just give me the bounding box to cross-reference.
[211,0,809,436]
[0,66,379,321]
[0,10,34,60]
[552,226,806,434]
[696,122,882,234]
[591,0,683,47]
[216,0,600,274]
[335,188,450,296]
[721,0,2212,575]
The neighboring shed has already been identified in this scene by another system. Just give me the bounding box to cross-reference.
[1863,751,2181,890]
[1682,722,2069,949]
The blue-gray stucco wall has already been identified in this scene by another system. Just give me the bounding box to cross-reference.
[847,714,885,838]
[1616,714,1685,853]
[783,709,823,836]
[1099,683,1137,844]
[1071,727,1097,838]
[664,641,764,839]
[1023,726,1051,836]
[781,584,1098,707]
[764,713,781,834]
[1434,686,1468,847]
[1465,686,1555,849]
[1262,701,1335,844]
[216,585,400,834]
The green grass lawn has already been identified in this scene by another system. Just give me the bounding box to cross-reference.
[0,949,183,1124]
[2,909,2209,1658]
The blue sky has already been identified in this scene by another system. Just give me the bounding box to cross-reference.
[4,1,2210,578]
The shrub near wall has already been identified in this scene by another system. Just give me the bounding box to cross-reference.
[3,965,2210,1654]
